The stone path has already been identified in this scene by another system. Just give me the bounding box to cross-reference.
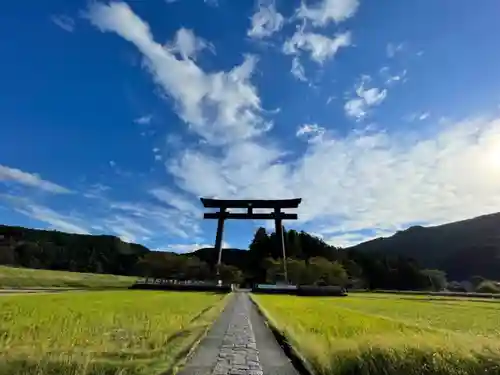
[179,292,299,375]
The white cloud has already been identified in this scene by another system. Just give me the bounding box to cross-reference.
[165,0,218,5]
[419,112,430,121]
[83,183,111,199]
[405,111,431,122]
[149,187,200,215]
[284,30,351,64]
[344,76,387,119]
[157,240,231,253]
[296,123,325,143]
[165,28,213,60]
[134,114,153,124]
[51,15,75,32]
[247,1,284,39]
[291,57,307,81]
[380,67,407,85]
[324,232,366,248]
[110,200,201,239]
[88,2,268,145]
[157,243,210,253]
[344,98,365,119]
[14,203,89,234]
[168,141,291,202]
[386,42,404,58]
[0,165,71,194]
[103,214,152,243]
[323,229,395,248]
[86,1,500,252]
[297,0,359,26]
[167,114,500,246]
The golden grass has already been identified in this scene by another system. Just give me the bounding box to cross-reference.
[0,265,137,289]
[252,293,500,375]
[0,290,228,375]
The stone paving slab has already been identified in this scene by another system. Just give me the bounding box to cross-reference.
[178,292,299,375]
[178,294,236,375]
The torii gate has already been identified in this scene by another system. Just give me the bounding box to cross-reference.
[200,198,302,283]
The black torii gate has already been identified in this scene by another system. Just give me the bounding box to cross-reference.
[200,198,302,284]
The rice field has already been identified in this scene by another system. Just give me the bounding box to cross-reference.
[252,293,500,375]
[0,290,228,375]
[0,265,137,289]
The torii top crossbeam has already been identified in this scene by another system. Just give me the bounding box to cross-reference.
[200,198,302,209]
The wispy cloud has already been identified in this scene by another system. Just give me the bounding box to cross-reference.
[405,111,431,122]
[134,115,153,125]
[296,123,325,143]
[0,165,71,194]
[290,57,307,82]
[50,14,75,32]
[157,240,231,253]
[380,66,408,85]
[167,115,500,246]
[344,76,387,120]
[386,42,404,58]
[247,0,284,39]
[284,30,351,64]
[110,200,201,240]
[88,2,268,145]
[296,0,359,26]
[83,0,500,252]
[156,243,210,253]
[165,28,214,60]
[83,183,111,199]
[419,112,430,121]
[103,214,152,243]
[149,187,200,215]
[13,202,89,234]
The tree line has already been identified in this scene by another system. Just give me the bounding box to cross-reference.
[0,224,457,290]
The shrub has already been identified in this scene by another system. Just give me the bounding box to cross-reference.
[475,280,500,293]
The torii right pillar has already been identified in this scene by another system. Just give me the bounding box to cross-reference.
[274,207,288,284]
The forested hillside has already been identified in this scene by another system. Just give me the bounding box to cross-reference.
[349,212,500,281]
[0,223,440,290]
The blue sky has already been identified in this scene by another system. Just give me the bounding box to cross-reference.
[2,0,500,252]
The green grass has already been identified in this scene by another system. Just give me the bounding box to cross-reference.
[0,290,228,375]
[252,293,500,375]
[0,266,137,289]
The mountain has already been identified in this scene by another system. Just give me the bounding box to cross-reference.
[0,223,435,289]
[348,212,500,281]
[0,224,150,275]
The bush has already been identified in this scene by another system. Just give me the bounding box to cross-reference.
[475,280,500,293]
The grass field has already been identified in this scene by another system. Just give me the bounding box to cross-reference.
[0,290,228,375]
[253,293,500,375]
[0,266,137,289]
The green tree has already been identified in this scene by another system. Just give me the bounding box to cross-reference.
[421,269,447,291]
[308,257,348,286]
[285,229,303,259]
[219,264,243,284]
[287,258,307,284]
[476,280,500,293]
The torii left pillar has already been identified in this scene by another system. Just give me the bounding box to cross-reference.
[214,208,226,282]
